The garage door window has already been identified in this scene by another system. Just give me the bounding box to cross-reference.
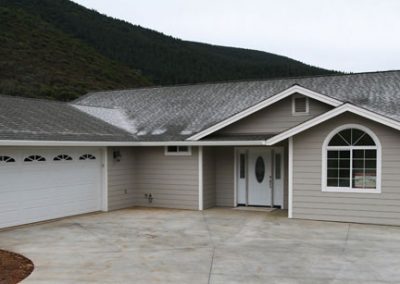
[24,155,46,162]
[79,154,96,160]
[54,154,73,161]
[0,156,15,164]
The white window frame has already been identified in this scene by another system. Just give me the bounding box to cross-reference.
[292,95,309,116]
[321,124,382,193]
[164,146,192,156]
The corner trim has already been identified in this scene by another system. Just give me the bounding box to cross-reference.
[198,146,204,210]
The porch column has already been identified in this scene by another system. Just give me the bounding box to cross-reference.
[288,137,293,218]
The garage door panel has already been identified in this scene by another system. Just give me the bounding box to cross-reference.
[0,147,103,228]
[21,188,98,207]
[16,174,101,191]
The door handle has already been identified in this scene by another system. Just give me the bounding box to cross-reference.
[269,176,273,188]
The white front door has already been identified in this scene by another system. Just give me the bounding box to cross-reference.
[236,147,284,207]
[248,148,272,206]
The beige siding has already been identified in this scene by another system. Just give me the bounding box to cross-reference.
[218,95,332,135]
[107,147,136,211]
[276,140,289,209]
[134,147,199,210]
[216,147,235,206]
[203,147,216,209]
[293,112,400,225]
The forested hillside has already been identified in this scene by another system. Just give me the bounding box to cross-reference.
[0,7,149,100]
[0,0,336,100]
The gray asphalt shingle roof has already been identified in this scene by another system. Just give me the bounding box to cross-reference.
[73,70,400,141]
[0,95,134,141]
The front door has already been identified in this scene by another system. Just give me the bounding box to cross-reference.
[236,147,284,207]
[248,148,271,206]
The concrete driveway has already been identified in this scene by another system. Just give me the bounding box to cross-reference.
[1,208,400,283]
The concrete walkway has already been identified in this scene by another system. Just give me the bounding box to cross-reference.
[1,208,400,283]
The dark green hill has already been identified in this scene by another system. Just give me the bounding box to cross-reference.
[0,7,150,100]
[2,0,336,86]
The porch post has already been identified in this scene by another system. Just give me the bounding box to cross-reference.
[198,146,203,210]
[288,137,293,218]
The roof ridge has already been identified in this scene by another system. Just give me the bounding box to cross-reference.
[0,93,69,105]
[72,103,122,110]
[80,69,400,95]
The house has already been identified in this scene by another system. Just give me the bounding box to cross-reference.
[1,70,400,228]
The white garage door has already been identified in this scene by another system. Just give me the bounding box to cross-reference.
[0,147,103,228]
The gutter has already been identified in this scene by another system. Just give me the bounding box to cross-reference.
[0,140,268,147]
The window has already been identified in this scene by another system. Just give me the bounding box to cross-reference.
[0,156,15,164]
[255,156,265,183]
[24,155,46,162]
[79,154,96,160]
[322,125,381,193]
[165,146,192,156]
[239,153,246,179]
[54,154,73,161]
[292,95,309,115]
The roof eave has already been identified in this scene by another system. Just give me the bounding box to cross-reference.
[0,140,268,147]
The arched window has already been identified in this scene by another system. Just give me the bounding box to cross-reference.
[322,124,381,193]
[24,155,46,162]
[53,154,73,161]
[79,154,96,161]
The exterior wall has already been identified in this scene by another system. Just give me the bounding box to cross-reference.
[107,147,137,211]
[215,147,235,207]
[134,147,199,210]
[203,147,216,209]
[218,95,332,135]
[292,112,400,225]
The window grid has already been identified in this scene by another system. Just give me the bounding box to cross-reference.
[79,154,96,160]
[165,146,192,156]
[325,127,378,191]
[54,154,73,161]
[24,155,46,162]
[0,156,16,163]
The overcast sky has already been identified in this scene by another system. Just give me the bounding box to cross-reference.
[72,0,399,73]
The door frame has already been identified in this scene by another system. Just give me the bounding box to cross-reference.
[234,146,284,207]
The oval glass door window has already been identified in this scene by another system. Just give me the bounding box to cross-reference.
[255,156,265,183]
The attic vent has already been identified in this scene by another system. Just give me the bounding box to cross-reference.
[292,95,309,115]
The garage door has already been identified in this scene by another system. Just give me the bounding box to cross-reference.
[0,148,103,228]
